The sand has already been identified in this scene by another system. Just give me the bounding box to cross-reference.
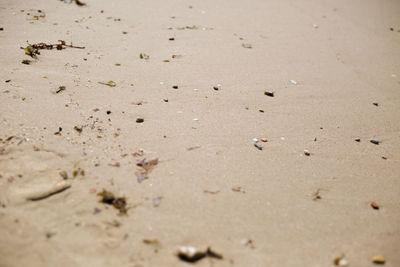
[0,0,400,266]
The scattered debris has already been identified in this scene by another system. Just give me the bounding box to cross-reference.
[254,143,262,150]
[187,146,201,151]
[93,207,101,214]
[74,125,83,133]
[135,158,159,183]
[203,189,220,194]
[242,43,252,49]
[241,239,255,249]
[26,180,71,201]
[98,81,116,87]
[334,255,349,266]
[139,53,150,60]
[51,86,66,94]
[253,138,262,150]
[59,171,68,180]
[312,189,322,200]
[264,91,274,97]
[370,139,380,145]
[177,246,223,263]
[108,162,120,167]
[232,186,245,193]
[371,202,380,210]
[26,9,46,21]
[213,84,222,91]
[98,189,127,214]
[60,0,86,6]
[152,197,162,207]
[143,239,162,252]
[136,118,144,123]
[21,59,33,65]
[372,255,386,264]
[72,168,85,177]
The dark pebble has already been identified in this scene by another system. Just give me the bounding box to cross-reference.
[5,80,11,83]
[0,27,3,31]
[264,91,274,97]
[106,110,111,115]
[355,138,361,142]
[370,139,380,145]
[373,102,379,106]
[172,85,178,89]
[136,118,144,123]
[169,37,175,41]
[163,99,169,102]
[213,86,219,91]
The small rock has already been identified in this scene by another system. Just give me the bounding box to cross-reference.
[355,138,361,142]
[169,37,175,41]
[172,85,178,89]
[372,255,385,264]
[260,138,268,142]
[370,139,380,145]
[136,118,144,123]
[264,91,274,97]
[304,149,311,156]
[371,202,380,210]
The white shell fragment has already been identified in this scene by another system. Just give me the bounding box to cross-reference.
[289,80,297,85]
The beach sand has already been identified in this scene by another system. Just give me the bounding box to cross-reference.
[0,0,400,266]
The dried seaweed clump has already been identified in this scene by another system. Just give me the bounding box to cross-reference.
[98,189,127,214]
[21,40,85,59]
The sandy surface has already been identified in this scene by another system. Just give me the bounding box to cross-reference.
[1,0,400,266]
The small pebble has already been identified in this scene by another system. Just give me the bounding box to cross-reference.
[254,143,262,150]
[193,118,199,121]
[106,110,111,115]
[289,80,297,85]
[163,98,169,102]
[169,37,175,41]
[370,202,380,210]
[304,149,311,156]
[355,138,361,142]
[260,138,268,142]
[172,85,178,89]
[252,138,258,143]
[136,118,144,123]
[370,139,380,145]
[264,91,274,97]
[5,80,11,83]
[372,255,385,264]
[373,102,379,106]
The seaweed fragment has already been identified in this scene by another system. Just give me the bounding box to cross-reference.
[98,189,127,214]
